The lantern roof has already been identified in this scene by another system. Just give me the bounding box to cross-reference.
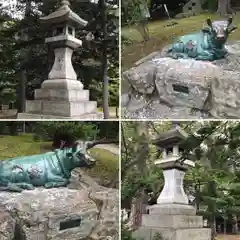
[40,1,88,28]
[152,126,188,149]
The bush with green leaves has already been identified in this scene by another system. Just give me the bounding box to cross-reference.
[121,223,138,240]
[202,0,217,11]
[33,122,99,142]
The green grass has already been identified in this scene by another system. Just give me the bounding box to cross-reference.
[87,148,119,186]
[0,134,119,186]
[122,13,240,72]
[0,134,49,159]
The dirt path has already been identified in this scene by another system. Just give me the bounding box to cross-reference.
[93,144,119,155]
[217,234,240,240]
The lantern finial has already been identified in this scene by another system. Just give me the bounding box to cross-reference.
[61,0,70,6]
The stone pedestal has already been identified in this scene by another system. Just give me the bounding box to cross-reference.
[18,93,102,119]
[133,204,211,240]
[17,69,101,119]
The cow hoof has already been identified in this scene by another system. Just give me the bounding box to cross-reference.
[26,185,34,190]
[44,183,53,188]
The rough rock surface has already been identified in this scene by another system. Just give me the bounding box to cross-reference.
[210,70,240,118]
[123,61,157,94]
[0,169,119,240]
[122,41,240,119]
[0,207,15,240]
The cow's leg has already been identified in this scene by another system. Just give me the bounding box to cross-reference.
[195,50,214,61]
[195,54,213,61]
[14,182,35,190]
[44,178,69,189]
[5,182,35,192]
[5,183,24,192]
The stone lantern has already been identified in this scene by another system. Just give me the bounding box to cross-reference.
[40,0,87,83]
[17,0,101,119]
[133,126,211,240]
[152,126,194,205]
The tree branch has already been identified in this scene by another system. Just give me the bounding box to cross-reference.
[121,123,128,159]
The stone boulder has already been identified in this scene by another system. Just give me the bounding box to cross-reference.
[210,70,240,118]
[0,169,119,240]
[122,61,157,94]
[154,58,217,110]
[122,41,240,119]
[0,207,15,240]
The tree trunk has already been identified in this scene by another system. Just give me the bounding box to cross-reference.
[18,0,31,113]
[217,0,234,15]
[232,215,238,234]
[224,218,227,235]
[99,0,109,119]
[18,70,26,113]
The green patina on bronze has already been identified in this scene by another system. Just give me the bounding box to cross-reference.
[0,142,95,192]
[167,17,237,61]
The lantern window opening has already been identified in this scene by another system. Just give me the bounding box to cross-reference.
[56,26,64,36]
[67,25,75,36]
[166,147,173,156]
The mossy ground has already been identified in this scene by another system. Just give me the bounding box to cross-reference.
[122,13,240,91]
[0,134,118,185]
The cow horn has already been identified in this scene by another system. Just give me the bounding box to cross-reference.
[206,18,212,27]
[228,16,233,26]
[60,140,66,149]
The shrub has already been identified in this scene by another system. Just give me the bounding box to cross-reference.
[33,122,99,142]
[121,223,138,240]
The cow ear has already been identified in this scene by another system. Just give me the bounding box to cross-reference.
[228,17,233,26]
[206,18,212,27]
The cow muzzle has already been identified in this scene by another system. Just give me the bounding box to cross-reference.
[216,34,225,40]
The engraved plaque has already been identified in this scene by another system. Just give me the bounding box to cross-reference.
[172,84,189,94]
[59,218,82,230]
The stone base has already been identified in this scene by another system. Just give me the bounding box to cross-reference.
[35,88,89,102]
[134,226,211,240]
[133,204,211,240]
[17,99,102,119]
[142,214,203,228]
[17,112,103,119]
[148,204,196,216]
